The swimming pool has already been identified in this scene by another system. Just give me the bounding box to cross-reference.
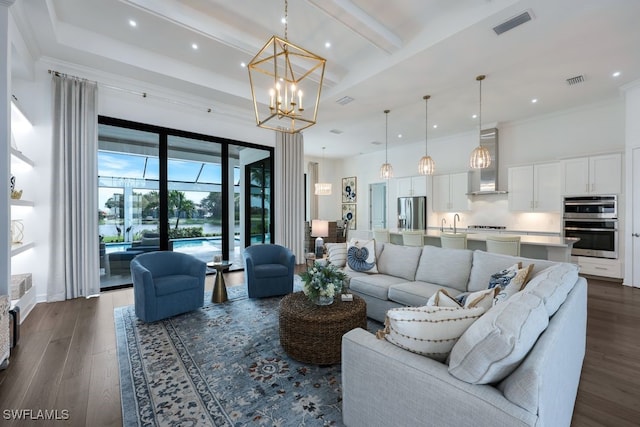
[106,237,224,253]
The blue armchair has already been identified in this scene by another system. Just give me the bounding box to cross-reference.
[243,244,295,298]
[130,251,206,322]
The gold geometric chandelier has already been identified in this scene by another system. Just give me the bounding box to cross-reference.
[469,74,492,169]
[247,0,326,134]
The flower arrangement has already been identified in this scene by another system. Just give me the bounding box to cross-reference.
[300,262,347,304]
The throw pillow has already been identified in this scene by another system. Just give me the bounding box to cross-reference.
[377,305,485,362]
[448,292,549,384]
[488,263,521,289]
[345,239,378,273]
[521,263,579,316]
[464,287,500,311]
[494,263,535,303]
[325,242,347,268]
[426,289,461,308]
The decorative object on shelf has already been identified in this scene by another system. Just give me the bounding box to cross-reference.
[418,95,435,175]
[470,75,492,169]
[10,175,23,199]
[342,176,357,202]
[314,147,332,195]
[342,203,357,229]
[311,219,329,258]
[379,109,393,179]
[247,0,326,133]
[11,219,24,244]
[300,262,347,306]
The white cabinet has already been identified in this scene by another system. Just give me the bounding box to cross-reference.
[396,175,429,197]
[562,153,621,195]
[572,256,622,279]
[432,172,469,212]
[508,163,560,212]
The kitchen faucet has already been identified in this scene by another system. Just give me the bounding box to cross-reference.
[440,218,446,232]
[454,214,460,234]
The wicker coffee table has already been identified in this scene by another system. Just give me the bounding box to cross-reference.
[279,292,367,365]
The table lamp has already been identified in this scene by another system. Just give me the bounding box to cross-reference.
[311,219,329,258]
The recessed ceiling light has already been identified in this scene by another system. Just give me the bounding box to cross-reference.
[612,71,621,77]
[129,19,137,27]
[397,134,402,138]
[240,62,246,68]
[432,124,438,129]
[325,42,331,48]
[192,43,198,50]
[281,17,287,24]
[531,98,538,103]
[472,114,477,119]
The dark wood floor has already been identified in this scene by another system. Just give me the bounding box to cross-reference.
[0,272,638,427]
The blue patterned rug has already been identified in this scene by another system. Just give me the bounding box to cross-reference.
[115,283,376,426]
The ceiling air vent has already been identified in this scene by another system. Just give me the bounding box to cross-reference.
[566,75,585,86]
[330,129,343,134]
[371,141,382,146]
[336,96,354,106]
[493,11,532,35]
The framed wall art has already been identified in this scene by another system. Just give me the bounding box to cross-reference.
[342,176,357,203]
[342,203,356,229]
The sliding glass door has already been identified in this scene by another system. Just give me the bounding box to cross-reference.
[97,117,273,289]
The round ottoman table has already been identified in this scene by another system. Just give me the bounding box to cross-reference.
[279,291,367,365]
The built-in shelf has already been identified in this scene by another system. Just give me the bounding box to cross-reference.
[10,147,35,167]
[10,199,34,207]
[11,241,35,257]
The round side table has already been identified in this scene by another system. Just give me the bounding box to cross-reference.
[207,261,232,303]
[278,292,367,365]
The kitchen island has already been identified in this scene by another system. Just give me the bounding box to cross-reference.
[388,229,578,262]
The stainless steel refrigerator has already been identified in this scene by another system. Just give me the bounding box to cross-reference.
[397,196,427,230]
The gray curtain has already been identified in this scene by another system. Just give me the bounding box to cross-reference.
[308,161,319,220]
[48,74,100,300]
[274,131,305,263]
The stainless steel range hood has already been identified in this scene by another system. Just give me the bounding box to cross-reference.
[467,128,508,195]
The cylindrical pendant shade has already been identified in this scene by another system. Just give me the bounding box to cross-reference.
[314,182,332,195]
[418,155,435,175]
[380,162,393,179]
[469,145,492,169]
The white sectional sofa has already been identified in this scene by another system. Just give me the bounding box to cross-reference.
[339,242,587,427]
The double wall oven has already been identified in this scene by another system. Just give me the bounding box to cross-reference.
[563,195,618,259]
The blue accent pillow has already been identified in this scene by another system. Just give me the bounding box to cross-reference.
[345,239,378,273]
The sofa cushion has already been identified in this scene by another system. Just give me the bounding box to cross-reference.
[448,292,549,384]
[345,239,378,273]
[377,243,423,281]
[378,305,485,362]
[325,242,347,267]
[521,263,579,316]
[349,274,407,300]
[388,281,460,307]
[467,250,555,292]
[414,246,473,292]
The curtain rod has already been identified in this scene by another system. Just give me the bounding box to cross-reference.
[47,69,213,113]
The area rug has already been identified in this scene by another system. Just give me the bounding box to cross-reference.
[115,283,375,426]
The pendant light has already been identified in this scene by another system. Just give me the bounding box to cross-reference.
[314,147,332,195]
[469,75,492,169]
[418,95,435,175]
[379,109,393,179]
